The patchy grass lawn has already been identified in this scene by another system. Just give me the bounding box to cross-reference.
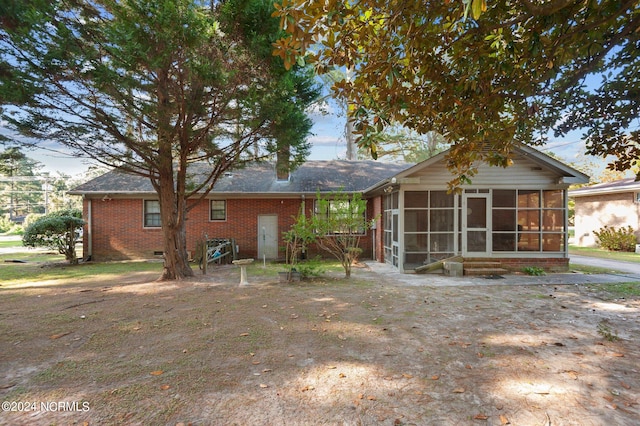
[1,255,639,425]
[570,245,640,263]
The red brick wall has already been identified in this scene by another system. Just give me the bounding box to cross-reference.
[83,196,375,261]
[83,198,164,260]
[467,257,570,272]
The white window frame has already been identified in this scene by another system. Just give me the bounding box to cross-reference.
[314,199,367,236]
[143,200,161,228]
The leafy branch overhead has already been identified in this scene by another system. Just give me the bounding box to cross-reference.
[1,0,320,280]
[273,0,640,185]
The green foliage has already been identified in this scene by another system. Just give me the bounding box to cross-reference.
[295,258,326,279]
[585,282,640,300]
[357,128,449,162]
[22,213,42,229]
[597,320,619,342]
[1,0,319,280]
[522,266,546,276]
[0,147,44,217]
[593,226,637,252]
[283,206,317,271]
[0,214,13,233]
[22,208,84,264]
[311,191,371,278]
[273,0,640,185]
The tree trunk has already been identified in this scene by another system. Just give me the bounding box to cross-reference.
[158,185,194,280]
[156,160,194,281]
[155,64,194,281]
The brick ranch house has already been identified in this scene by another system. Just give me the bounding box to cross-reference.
[69,144,588,273]
[569,178,640,247]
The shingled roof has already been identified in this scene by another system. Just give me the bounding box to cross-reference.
[569,177,640,197]
[69,160,413,196]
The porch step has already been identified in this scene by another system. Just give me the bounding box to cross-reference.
[463,261,508,276]
[464,267,509,276]
[463,261,501,268]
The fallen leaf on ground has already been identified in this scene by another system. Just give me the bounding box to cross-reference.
[259,383,268,388]
[474,413,488,420]
[499,414,510,424]
[564,370,579,380]
[452,387,465,393]
[431,375,439,380]
[50,332,72,340]
[160,385,170,390]
[150,370,164,376]
[367,395,377,401]
[239,333,249,337]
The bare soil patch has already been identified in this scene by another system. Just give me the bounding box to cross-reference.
[1,264,639,425]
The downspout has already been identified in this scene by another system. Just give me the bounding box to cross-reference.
[371,220,376,261]
[86,195,92,261]
[301,194,306,260]
[563,189,569,260]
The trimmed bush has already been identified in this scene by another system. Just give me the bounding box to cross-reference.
[22,208,84,264]
[593,225,637,252]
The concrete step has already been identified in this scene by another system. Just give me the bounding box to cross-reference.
[463,261,502,268]
[464,267,509,276]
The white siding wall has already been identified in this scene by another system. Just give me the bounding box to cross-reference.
[409,153,561,188]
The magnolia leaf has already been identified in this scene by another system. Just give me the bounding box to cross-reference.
[472,0,487,20]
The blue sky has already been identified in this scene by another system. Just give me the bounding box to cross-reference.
[2,102,624,180]
[11,103,352,176]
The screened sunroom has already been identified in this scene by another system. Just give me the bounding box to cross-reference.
[370,144,589,273]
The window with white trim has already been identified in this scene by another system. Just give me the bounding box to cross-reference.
[314,198,367,235]
[143,200,161,228]
[210,200,226,221]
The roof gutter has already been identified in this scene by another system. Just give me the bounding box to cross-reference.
[569,186,640,197]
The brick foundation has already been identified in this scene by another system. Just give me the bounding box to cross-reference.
[464,257,569,273]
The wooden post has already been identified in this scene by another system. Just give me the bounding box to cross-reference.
[202,234,208,275]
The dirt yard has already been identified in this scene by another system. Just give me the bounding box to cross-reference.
[1,263,639,425]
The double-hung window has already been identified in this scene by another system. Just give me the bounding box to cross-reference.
[143,200,161,228]
[314,199,366,235]
[210,200,226,221]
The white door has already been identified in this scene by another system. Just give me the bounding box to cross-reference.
[258,215,278,259]
[462,194,490,256]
